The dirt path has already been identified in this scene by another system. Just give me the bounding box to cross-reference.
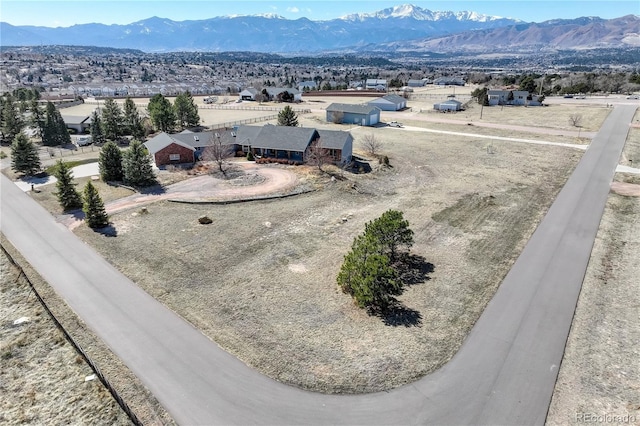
[62,163,298,230]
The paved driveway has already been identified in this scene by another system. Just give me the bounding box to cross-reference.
[1,105,636,425]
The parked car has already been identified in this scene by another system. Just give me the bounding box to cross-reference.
[627,95,639,100]
[388,121,403,128]
[76,136,92,146]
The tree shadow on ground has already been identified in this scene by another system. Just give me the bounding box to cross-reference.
[372,254,435,328]
[375,302,423,327]
[93,224,117,237]
[396,254,434,287]
[137,183,166,195]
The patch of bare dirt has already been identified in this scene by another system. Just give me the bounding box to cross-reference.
[611,181,640,197]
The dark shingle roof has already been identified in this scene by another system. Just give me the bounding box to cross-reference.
[317,130,352,150]
[326,103,379,115]
[251,125,318,152]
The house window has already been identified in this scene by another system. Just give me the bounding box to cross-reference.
[169,154,180,161]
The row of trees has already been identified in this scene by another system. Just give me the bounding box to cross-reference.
[90,97,146,143]
[1,93,71,146]
[53,160,109,229]
[98,140,157,187]
[337,210,415,312]
[147,92,200,133]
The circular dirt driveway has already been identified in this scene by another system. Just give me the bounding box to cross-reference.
[65,163,298,230]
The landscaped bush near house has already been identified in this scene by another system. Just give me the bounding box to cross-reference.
[255,157,302,166]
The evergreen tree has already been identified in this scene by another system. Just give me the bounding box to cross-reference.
[53,160,82,211]
[42,102,71,146]
[10,133,41,176]
[337,233,399,311]
[364,210,414,263]
[147,94,176,132]
[98,141,124,182]
[337,209,415,312]
[90,110,106,144]
[101,98,123,141]
[123,97,145,139]
[1,93,25,144]
[29,99,45,139]
[173,91,200,130]
[277,105,299,127]
[82,181,109,228]
[122,140,157,187]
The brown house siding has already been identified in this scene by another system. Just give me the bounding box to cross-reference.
[154,143,195,166]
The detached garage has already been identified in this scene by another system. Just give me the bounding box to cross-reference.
[368,94,407,111]
[434,99,463,112]
[326,103,380,126]
[144,133,196,166]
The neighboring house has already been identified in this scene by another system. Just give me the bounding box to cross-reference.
[367,94,407,111]
[239,87,259,101]
[62,114,92,134]
[407,79,428,87]
[366,79,387,91]
[433,99,463,112]
[233,124,353,165]
[144,130,219,166]
[326,103,381,126]
[487,90,541,106]
[434,77,465,86]
[263,87,303,102]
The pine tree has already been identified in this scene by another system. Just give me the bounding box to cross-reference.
[101,98,123,141]
[1,93,25,144]
[29,99,45,139]
[148,94,176,132]
[98,141,124,182]
[53,160,82,211]
[277,105,298,127]
[123,97,145,139]
[90,110,106,144]
[122,140,157,187]
[42,102,71,146]
[337,209,414,312]
[173,91,200,130]
[82,181,109,229]
[10,133,41,176]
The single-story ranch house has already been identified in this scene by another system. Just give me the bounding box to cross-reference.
[366,79,387,91]
[239,87,302,102]
[326,103,381,126]
[367,94,407,111]
[145,125,352,166]
[144,130,215,166]
[62,114,92,134]
[488,90,543,106]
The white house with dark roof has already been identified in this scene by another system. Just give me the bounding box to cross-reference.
[61,114,92,134]
[367,94,407,111]
[366,79,387,91]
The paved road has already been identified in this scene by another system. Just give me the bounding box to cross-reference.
[0,105,636,425]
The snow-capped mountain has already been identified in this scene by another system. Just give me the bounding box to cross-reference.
[0,4,521,52]
[0,4,633,53]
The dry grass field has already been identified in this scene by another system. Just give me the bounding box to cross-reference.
[73,119,583,393]
[0,249,131,425]
[547,115,640,425]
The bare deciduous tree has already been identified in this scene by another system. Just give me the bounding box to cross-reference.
[331,110,344,124]
[306,138,332,172]
[361,133,384,157]
[202,132,235,175]
[569,113,583,127]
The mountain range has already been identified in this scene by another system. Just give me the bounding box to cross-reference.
[1,4,638,54]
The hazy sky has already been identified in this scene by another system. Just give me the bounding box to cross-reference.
[1,0,638,27]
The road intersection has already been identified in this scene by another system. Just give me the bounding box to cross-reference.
[0,105,636,425]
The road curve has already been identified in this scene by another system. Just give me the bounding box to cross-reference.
[0,105,636,425]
